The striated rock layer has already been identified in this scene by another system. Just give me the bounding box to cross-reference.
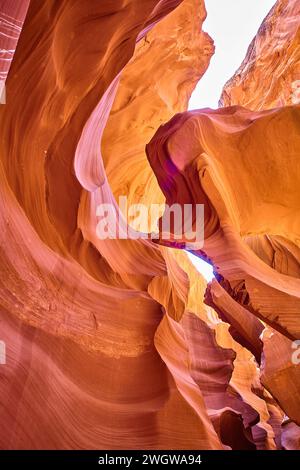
[102,0,214,223]
[0,0,221,450]
[218,0,300,440]
[0,0,30,82]
[0,0,299,451]
[146,0,300,448]
[147,104,300,427]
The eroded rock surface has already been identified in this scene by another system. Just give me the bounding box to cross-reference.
[220,0,300,109]
[0,0,299,451]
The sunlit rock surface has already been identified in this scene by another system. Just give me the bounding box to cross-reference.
[220,0,300,110]
[0,0,299,451]
[147,106,300,446]
[0,0,220,450]
[102,0,214,223]
[146,0,300,449]
[218,0,300,439]
[0,0,29,82]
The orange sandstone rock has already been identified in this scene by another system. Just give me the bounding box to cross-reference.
[0,0,299,451]
[220,0,300,109]
[0,0,223,450]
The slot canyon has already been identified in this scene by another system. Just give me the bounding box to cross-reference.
[0,0,299,451]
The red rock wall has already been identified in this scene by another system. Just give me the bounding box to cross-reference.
[146,0,300,449]
[0,0,29,82]
[0,0,221,450]
[0,0,299,450]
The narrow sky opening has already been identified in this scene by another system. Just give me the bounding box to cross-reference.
[187,0,276,281]
[187,252,215,282]
[188,0,276,110]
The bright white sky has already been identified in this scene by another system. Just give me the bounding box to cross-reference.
[187,252,215,282]
[188,0,276,110]
[187,0,276,281]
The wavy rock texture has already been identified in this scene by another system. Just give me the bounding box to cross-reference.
[146,0,300,450]
[0,0,299,451]
[0,0,222,450]
[102,0,214,226]
[0,0,29,82]
[147,104,300,430]
[218,0,300,443]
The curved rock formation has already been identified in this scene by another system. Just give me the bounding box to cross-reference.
[102,0,214,224]
[0,0,222,450]
[146,0,300,448]
[0,0,299,451]
[147,103,300,422]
